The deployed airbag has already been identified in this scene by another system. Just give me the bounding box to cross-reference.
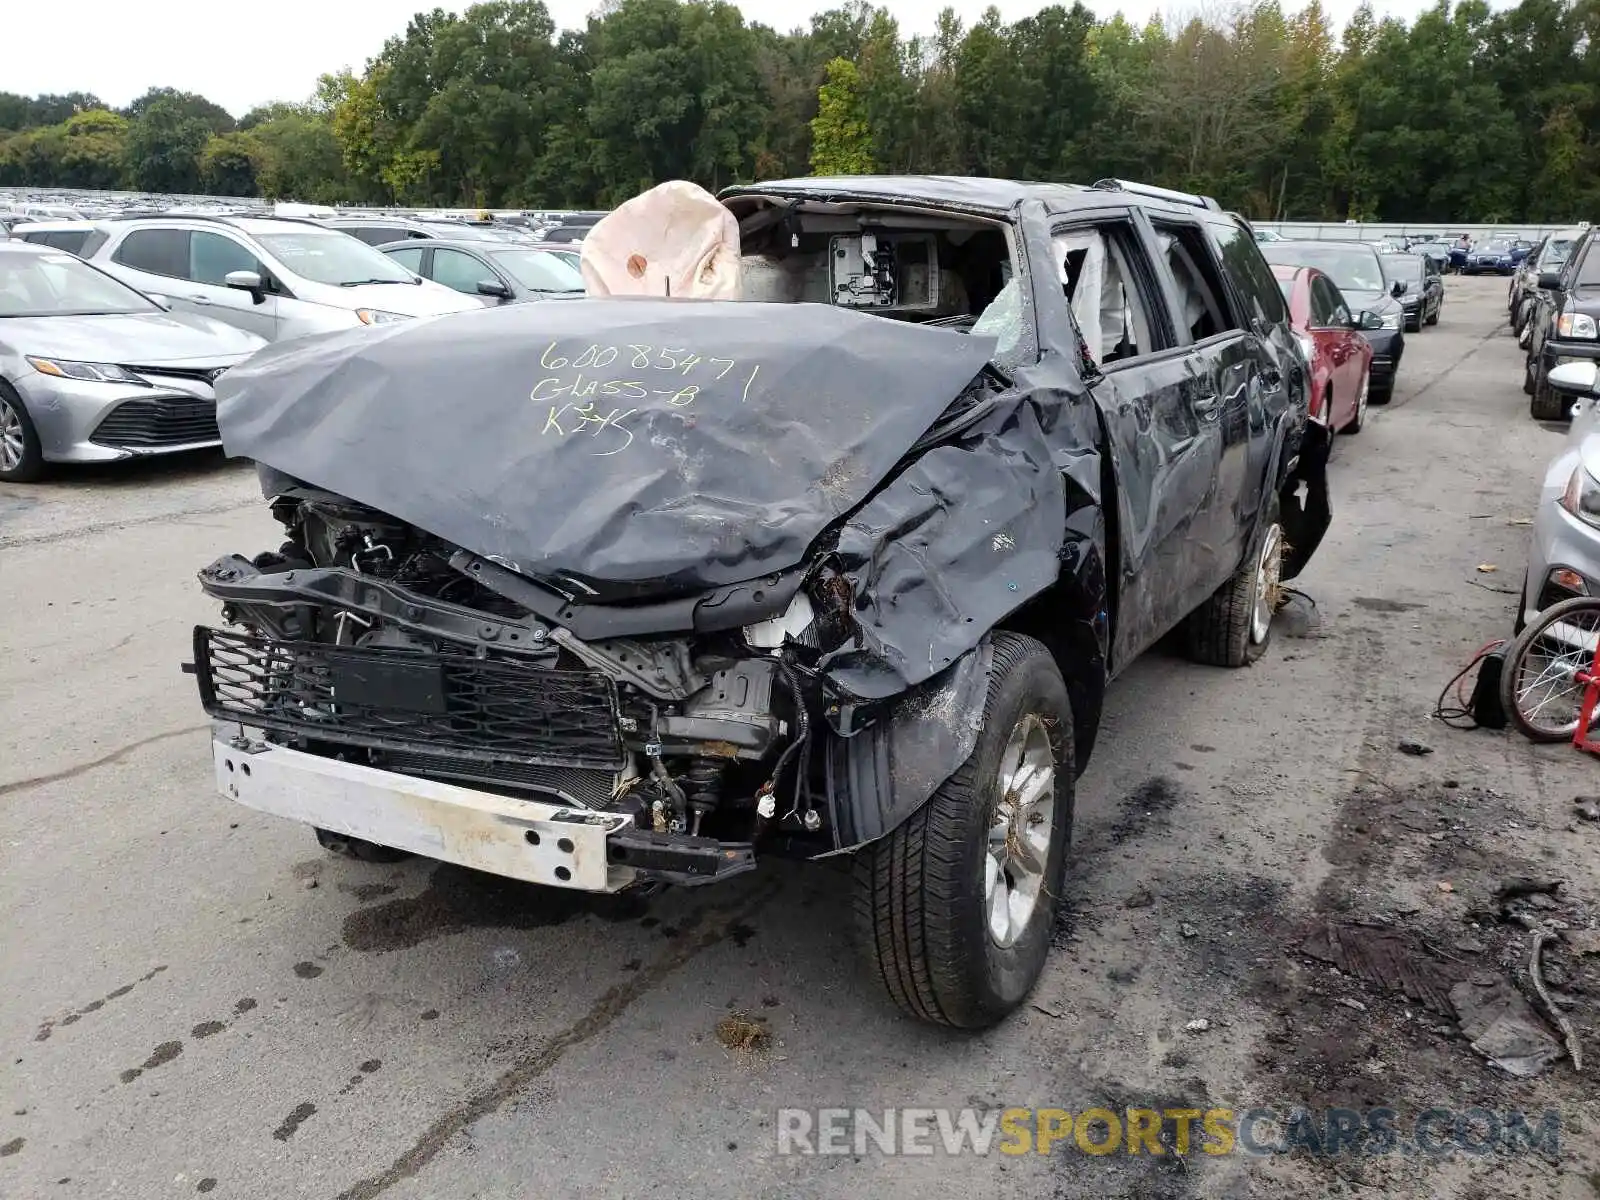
[580,181,742,299]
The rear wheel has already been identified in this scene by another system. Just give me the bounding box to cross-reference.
[1340,377,1367,435]
[853,632,1073,1028]
[1499,597,1600,743]
[0,383,45,483]
[1426,298,1441,326]
[1185,498,1283,668]
[1369,379,1393,406]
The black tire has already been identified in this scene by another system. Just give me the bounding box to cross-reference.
[0,381,46,483]
[1185,496,1283,668]
[1530,366,1566,420]
[853,632,1073,1029]
[1523,355,1537,396]
[1499,596,1600,743]
[1369,380,1393,406]
[1406,309,1421,333]
[315,827,411,863]
[1426,299,1441,326]
[1512,298,1530,336]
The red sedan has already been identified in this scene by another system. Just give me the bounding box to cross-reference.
[1273,263,1374,434]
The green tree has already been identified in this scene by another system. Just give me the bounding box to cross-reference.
[200,131,260,195]
[123,95,213,193]
[810,57,874,174]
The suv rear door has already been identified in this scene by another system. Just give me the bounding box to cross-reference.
[1049,211,1226,665]
[1144,212,1273,592]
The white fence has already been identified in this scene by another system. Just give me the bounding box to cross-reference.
[1253,221,1590,242]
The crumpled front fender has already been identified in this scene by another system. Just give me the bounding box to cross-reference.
[819,639,994,854]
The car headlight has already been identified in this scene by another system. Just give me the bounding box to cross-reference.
[1378,311,1402,330]
[743,592,815,651]
[1561,466,1600,527]
[355,308,410,326]
[1557,312,1598,339]
[25,356,149,385]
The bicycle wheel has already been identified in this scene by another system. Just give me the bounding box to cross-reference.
[1499,596,1600,742]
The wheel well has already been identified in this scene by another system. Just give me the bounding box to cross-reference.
[997,576,1106,774]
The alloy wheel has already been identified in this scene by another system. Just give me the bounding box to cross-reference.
[983,713,1057,949]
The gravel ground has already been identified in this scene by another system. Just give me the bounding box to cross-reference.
[3,275,1599,1199]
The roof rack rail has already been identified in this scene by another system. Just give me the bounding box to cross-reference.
[1090,179,1220,212]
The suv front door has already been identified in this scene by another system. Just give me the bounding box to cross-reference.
[185,229,280,340]
[107,226,279,340]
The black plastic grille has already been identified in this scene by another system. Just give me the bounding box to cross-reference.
[195,626,623,771]
[92,397,219,449]
[375,749,615,807]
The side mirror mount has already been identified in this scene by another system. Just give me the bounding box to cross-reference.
[1539,271,1562,290]
[1548,361,1600,396]
[476,279,513,301]
[225,269,266,306]
[1358,310,1385,331]
[1391,280,1408,297]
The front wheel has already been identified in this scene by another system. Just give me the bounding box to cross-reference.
[1499,596,1600,743]
[1531,366,1567,420]
[853,632,1073,1028]
[1340,377,1368,435]
[0,383,45,483]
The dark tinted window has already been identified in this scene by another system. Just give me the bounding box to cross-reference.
[1309,275,1350,327]
[1382,254,1425,284]
[1209,220,1290,327]
[431,247,493,294]
[385,245,426,273]
[336,225,413,246]
[112,228,189,277]
[190,231,262,285]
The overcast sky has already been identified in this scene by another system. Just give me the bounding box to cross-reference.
[13,0,1448,118]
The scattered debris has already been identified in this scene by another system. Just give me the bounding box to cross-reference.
[1454,936,1487,954]
[1031,1004,1066,1020]
[1438,881,1455,893]
[1448,975,1565,1079]
[1124,888,1155,909]
[1476,563,1499,573]
[1184,1019,1210,1033]
[1179,922,1200,939]
[1398,740,1434,757]
[1566,930,1600,956]
[302,877,319,891]
[1337,998,1368,1013]
[1495,878,1563,903]
[714,1013,772,1052]
[1300,922,1461,1015]
[1529,930,1583,1072]
[1508,517,1534,527]
[1576,802,1600,823]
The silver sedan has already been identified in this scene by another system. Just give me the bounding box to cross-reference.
[0,241,265,482]
[1519,361,1600,625]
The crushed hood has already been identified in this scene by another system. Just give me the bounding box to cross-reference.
[216,299,994,592]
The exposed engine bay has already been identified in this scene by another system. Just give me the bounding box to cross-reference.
[195,482,862,884]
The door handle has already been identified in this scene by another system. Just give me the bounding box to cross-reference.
[189,294,212,305]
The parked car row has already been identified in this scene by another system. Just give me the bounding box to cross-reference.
[1257,238,1441,416]
[1522,224,1600,421]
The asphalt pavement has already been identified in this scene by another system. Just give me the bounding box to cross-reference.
[4,276,1598,1199]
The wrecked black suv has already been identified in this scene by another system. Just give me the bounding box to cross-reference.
[193,176,1327,1028]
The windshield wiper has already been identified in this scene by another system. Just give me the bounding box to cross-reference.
[337,278,413,287]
